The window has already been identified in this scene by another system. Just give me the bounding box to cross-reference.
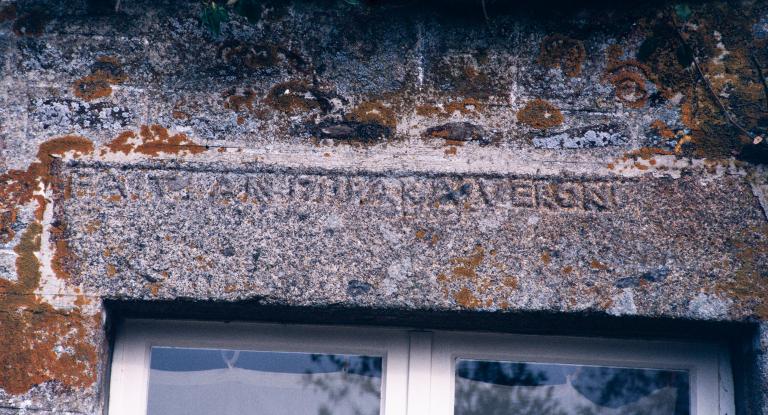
[108,320,734,415]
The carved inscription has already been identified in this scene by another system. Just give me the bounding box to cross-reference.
[74,170,620,213]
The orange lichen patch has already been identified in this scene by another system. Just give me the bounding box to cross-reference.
[606,44,624,66]
[223,88,257,112]
[36,136,94,170]
[589,259,609,271]
[72,57,126,101]
[540,251,551,265]
[416,104,441,117]
[0,222,98,395]
[650,120,676,139]
[91,56,127,83]
[103,131,136,155]
[445,98,483,116]
[148,283,160,296]
[106,264,116,277]
[72,75,112,100]
[716,226,768,319]
[503,276,518,289]
[417,98,484,118]
[50,220,76,281]
[438,245,518,310]
[611,72,647,108]
[562,266,573,274]
[674,135,693,154]
[415,229,427,239]
[0,208,18,244]
[453,287,482,308]
[631,7,768,160]
[1,136,93,243]
[347,101,397,129]
[444,146,457,156]
[0,4,17,22]
[624,147,674,160]
[450,245,485,280]
[102,125,207,157]
[219,42,306,72]
[603,60,652,109]
[265,81,325,113]
[105,194,122,203]
[172,110,189,120]
[538,34,586,77]
[633,161,649,170]
[517,99,564,129]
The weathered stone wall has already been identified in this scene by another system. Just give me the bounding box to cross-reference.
[1,0,768,413]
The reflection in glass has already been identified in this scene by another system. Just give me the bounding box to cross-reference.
[455,359,689,415]
[147,347,382,415]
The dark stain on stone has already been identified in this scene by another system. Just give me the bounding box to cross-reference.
[737,142,768,165]
[440,183,472,204]
[249,249,262,272]
[347,279,372,297]
[12,8,49,36]
[87,0,117,15]
[635,21,692,99]
[0,3,17,23]
[221,246,236,257]
[142,272,161,283]
[424,122,487,143]
[615,266,670,288]
[219,41,307,73]
[266,81,341,114]
[431,55,495,99]
[315,120,392,143]
[90,56,126,82]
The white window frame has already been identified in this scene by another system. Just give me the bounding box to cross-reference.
[108,319,734,415]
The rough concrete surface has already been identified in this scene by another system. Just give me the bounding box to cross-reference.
[1,0,768,413]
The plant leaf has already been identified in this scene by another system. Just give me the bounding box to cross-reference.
[674,4,692,21]
[201,2,229,36]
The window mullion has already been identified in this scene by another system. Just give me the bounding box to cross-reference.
[406,331,433,415]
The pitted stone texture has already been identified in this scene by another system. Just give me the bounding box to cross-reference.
[16,35,151,86]
[2,0,678,155]
[64,162,767,319]
[0,369,101,415]
[0,80,27,172]
[2,0,768,412]
[27,85,147,141]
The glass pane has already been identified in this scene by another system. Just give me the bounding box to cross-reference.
[455,359,690,415]
[147,347,382,415]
